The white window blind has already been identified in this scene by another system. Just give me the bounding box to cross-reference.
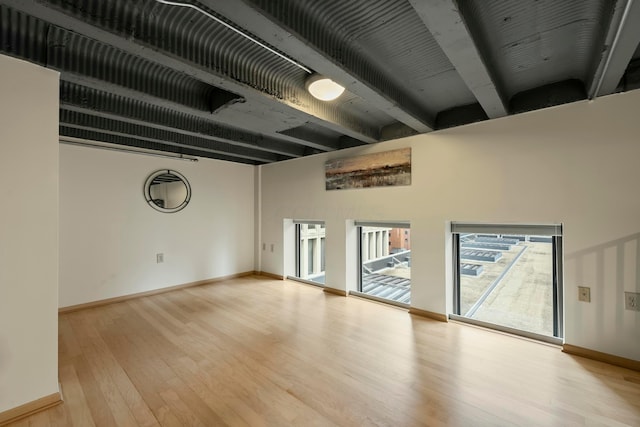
[451,222,562,236]
[355,221,410,229]
[292,220,325,225]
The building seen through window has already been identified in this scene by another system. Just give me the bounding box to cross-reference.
[295,223,325,285]
[359,225,411,305]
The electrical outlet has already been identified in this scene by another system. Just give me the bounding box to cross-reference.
[156,253,164,263]
[270,244,274,252]
[625,292,640,311]
[578,286,590,302]
[262,243,266,250]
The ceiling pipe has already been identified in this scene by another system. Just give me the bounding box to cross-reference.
[590,0,635,100]
[154,1,353,103]
[153,0,312,74]
[60,137,199,162]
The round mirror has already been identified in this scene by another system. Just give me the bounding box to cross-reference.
[144,169,191,213]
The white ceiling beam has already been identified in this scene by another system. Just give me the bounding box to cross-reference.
[408,0,508,118]
[588,0,640,98]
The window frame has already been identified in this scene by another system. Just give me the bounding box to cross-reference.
[451,223,563,344]
[354,221,411,308]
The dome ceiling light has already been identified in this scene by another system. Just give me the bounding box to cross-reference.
[305,74,346,101]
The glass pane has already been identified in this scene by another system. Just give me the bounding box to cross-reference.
[360,226,411,304]
[458,234,554,336]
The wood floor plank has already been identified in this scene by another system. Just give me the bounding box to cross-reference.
[46,397,72,427]
[70,313,140,427]
[70,355,119,427]
[9,276,640,426]
[25,410,50,427]
[73,310,159,427]
[170,356,253,427]
[57,363,97,427]
[100,315,185,427]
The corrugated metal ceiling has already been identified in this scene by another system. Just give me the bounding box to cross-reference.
[0,0,638,164]
[457,0,616,99]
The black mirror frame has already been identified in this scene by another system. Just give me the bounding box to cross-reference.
[143,169,191,213]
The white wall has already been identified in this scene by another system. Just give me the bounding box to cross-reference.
[59,144,255,307]
[0,56,59,412]
[260,90,640,361]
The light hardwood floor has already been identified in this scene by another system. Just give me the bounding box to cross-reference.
[9,275,640,426]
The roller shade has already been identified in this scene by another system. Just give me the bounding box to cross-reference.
[355,221,410,229]
[451,222,562,236]
[293,220,325,225]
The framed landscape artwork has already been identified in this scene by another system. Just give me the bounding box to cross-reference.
[325,147,411,190]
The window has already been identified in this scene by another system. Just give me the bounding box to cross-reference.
[451,223,563,342]
[354,221,411,306]
[293,221,325,285]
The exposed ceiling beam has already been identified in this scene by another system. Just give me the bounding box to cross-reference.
[59,131,258,165]
[61,123,276,163]
[59,83,315,158]
[0,0,379,143]
[59,73,337,154]
[408,0,508,119]
[266,132,336,152]
[588,0,640,98]
[60,113,282,163]
[206,0,433,133]
[60,72,224,126]
[59,102,304,159]
[60,77,316,157]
